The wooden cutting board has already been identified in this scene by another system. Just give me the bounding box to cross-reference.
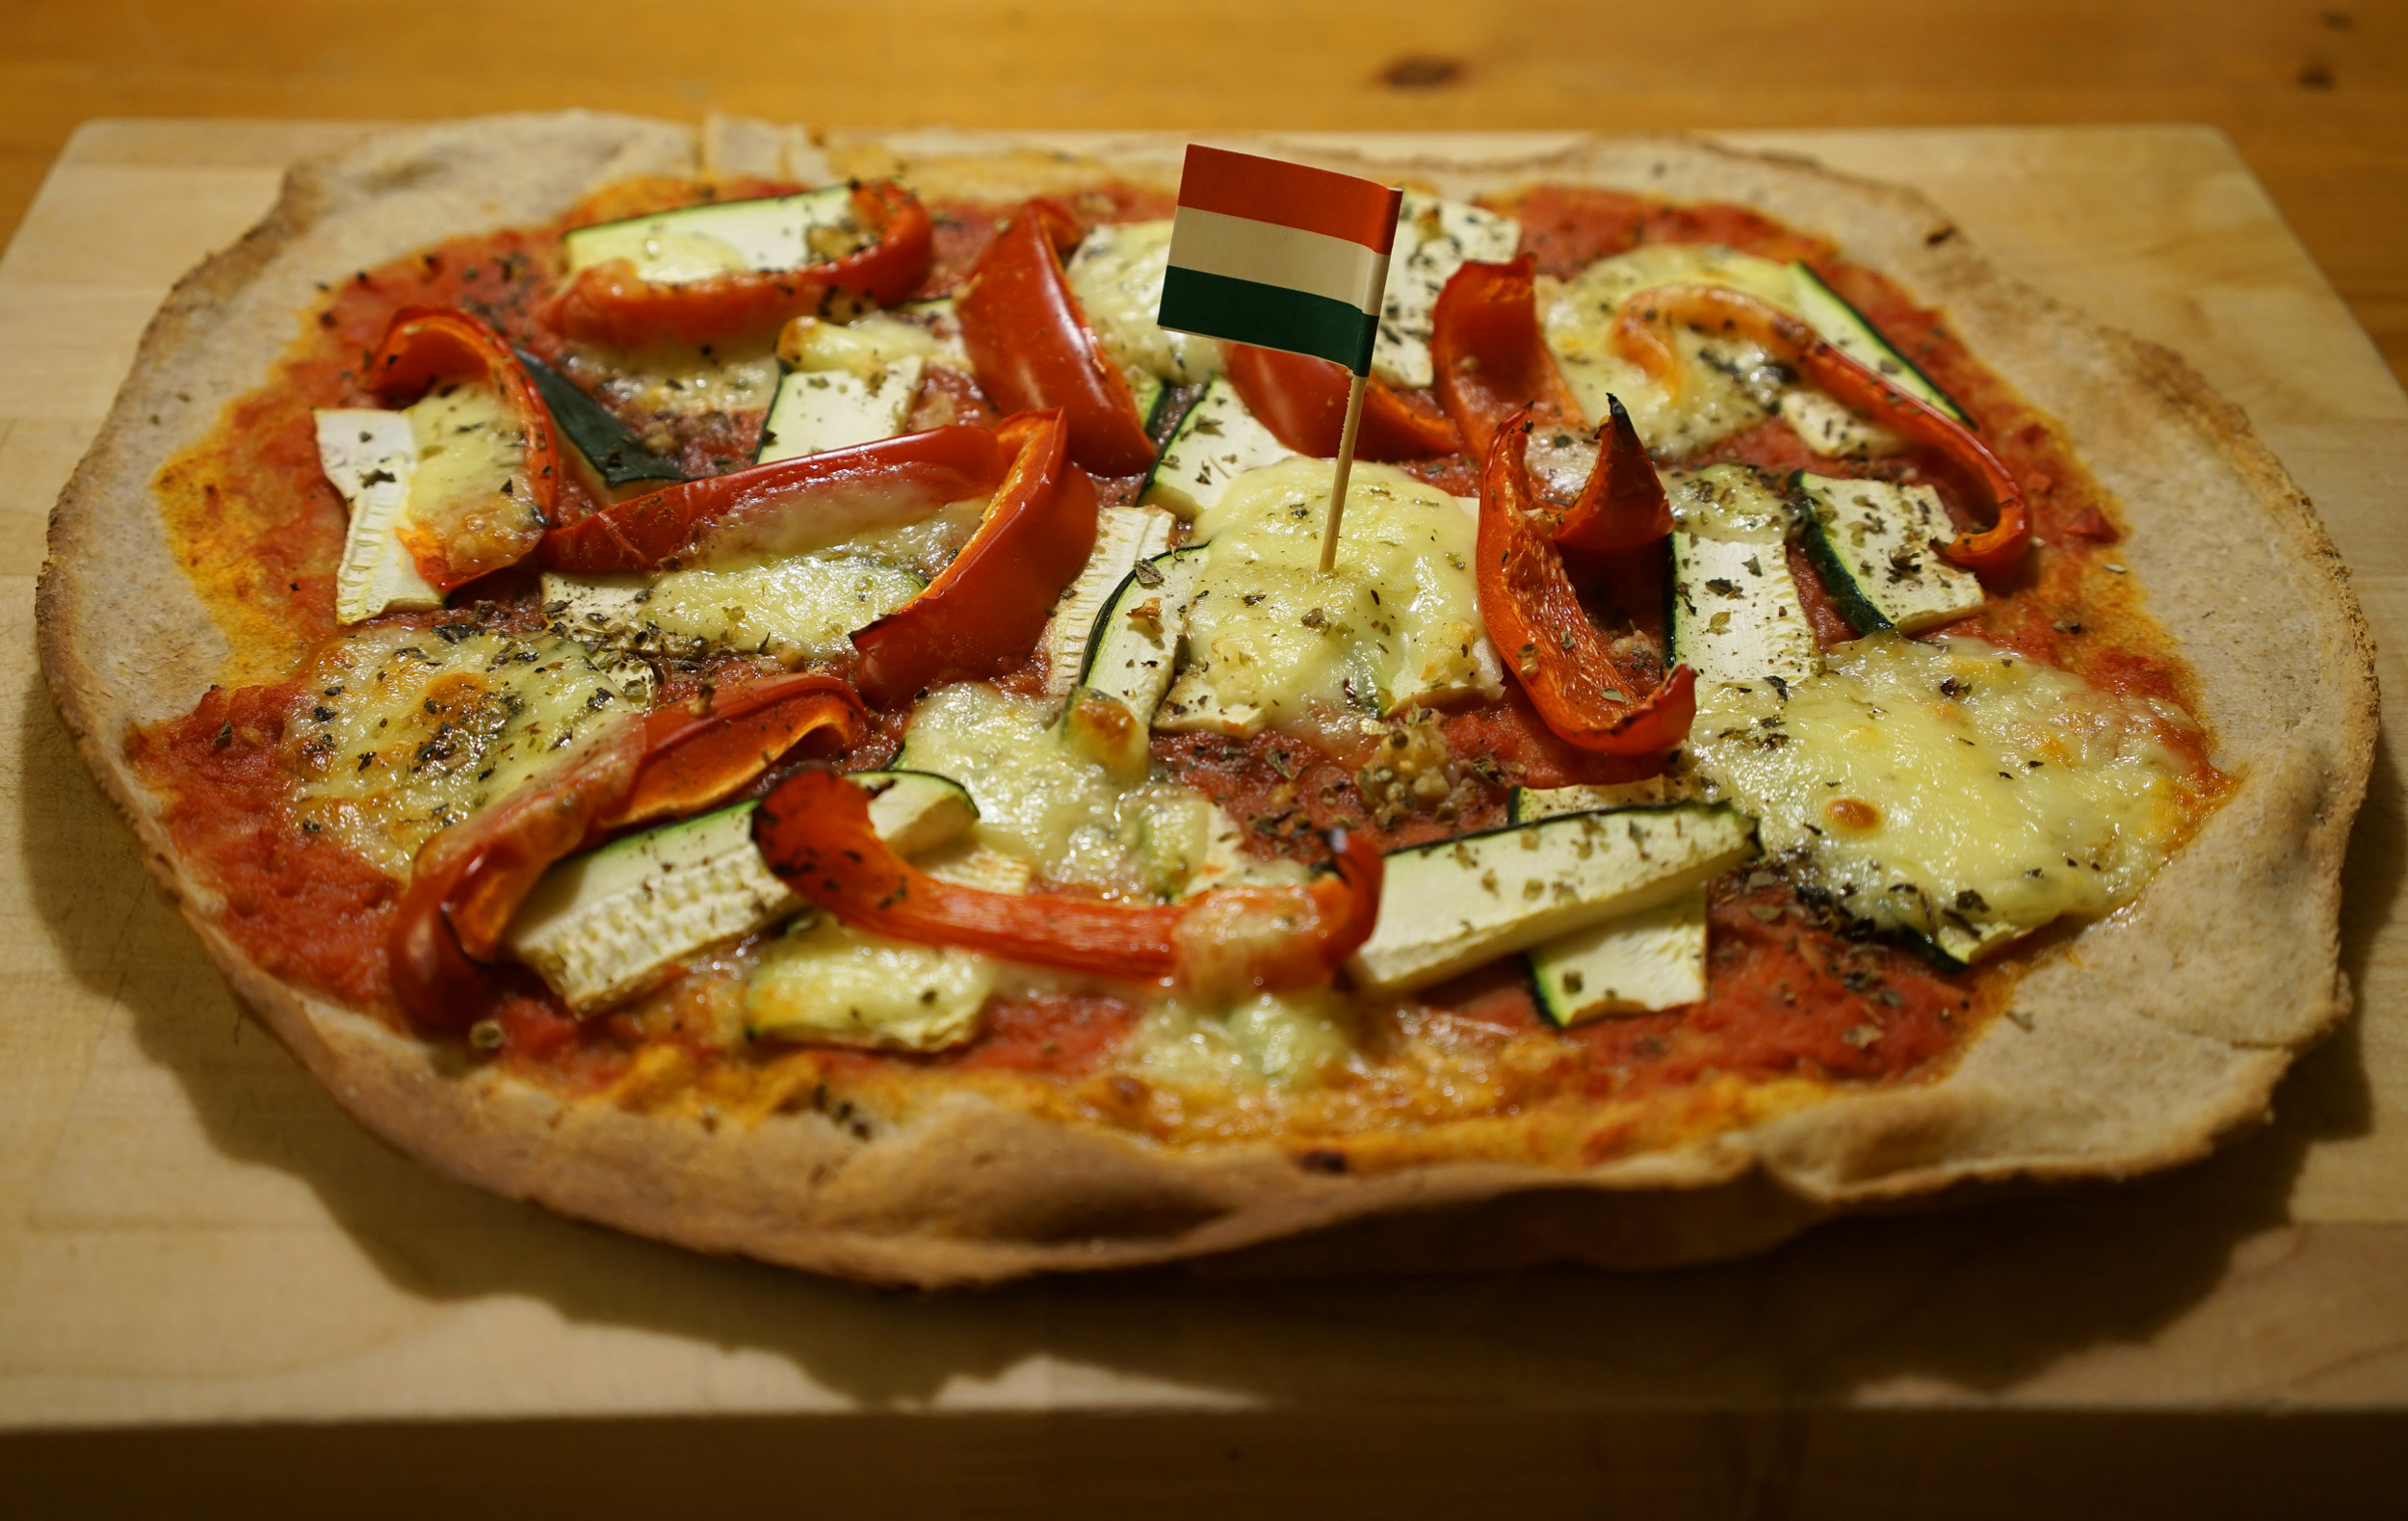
[2,120,2403,1453]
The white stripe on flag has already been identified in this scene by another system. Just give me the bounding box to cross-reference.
[1165,206,1390,316]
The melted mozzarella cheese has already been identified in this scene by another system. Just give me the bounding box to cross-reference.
[543,555,926,661]
[1125,989,1359,1091]
[1688,632,2189,959]
[746,913,999,1051]
[1067,220,1222,392]
[898,682,1296,904]
[1543,244,1908,459]
[290,625,654,878]
[1161,458,1501,735]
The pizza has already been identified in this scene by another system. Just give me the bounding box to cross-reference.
[37,113,2377,1285]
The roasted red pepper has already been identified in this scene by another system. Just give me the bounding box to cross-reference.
[1550,396,1672,554]
[389,673,868,1032]
[955,199,1157,477]
[851,409,1098,707]
[549,181,933,349]
[1611,283,2029,578]
[368,306,560,589]
[1429,255,1587,460]
[1478,407,1695,755]
[1221,345,1461,460]
[752,769,1383,992]
[535,425,1010,575]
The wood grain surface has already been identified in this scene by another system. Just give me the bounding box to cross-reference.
[1,116,2404,1515]
[2,0,2402,395]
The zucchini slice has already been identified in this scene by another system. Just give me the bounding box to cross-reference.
[504,770,974,1013]
[1346,803,1756,996]
[1375,192,1523,390]
[1139,377,1293,519]
[1665,464,1820,699]
[1789,262,1969,423]
[1509,778,1698,822]
[1040,505,1180,696]
[563,185,861,283]
[755,356,927,463]
[513,348,685,496]
[1791,472,1986,636]
[1528,886,1711,1026]
[1076,544,1209,721]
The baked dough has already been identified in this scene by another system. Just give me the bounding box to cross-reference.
[38,112,2377,1284]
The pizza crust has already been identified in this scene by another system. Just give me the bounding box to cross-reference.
[38,114,2378,1285]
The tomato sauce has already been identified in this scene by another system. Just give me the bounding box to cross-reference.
[126,170,2218,1149]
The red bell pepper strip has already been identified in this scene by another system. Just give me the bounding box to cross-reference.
[751,769,1383,993]
[1550,395,1672,555]
[1478,407,1695,755]
[850,409,1098,707]
[549,181,933,349]
[1610,283,2029,579]
[388,672,868,1032]
[1220,345,1461,460]
[367,306,560,589]
[1429,256,1587,460]
[955,198,1158,478]
[535,425,1009,575]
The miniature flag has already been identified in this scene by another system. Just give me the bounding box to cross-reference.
[1157,145,1404,377]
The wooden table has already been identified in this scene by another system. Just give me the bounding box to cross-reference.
[4,0,2403,396]
[2,119,2404,1516]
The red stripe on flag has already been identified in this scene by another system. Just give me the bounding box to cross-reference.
[1176,145,1402,254]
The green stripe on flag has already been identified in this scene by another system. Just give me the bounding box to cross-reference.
[1159,266,1380,375]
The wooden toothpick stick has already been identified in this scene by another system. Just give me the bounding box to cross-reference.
[1320,369,1370,575]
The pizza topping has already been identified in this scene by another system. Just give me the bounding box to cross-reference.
[339,306,559,592]
[851,408,1101,706]
[291,623,654,878]
[1161,457,1501,737]
[1063,219,1223,396]
[955,198,1158,477]
[897,681,1267,901]
[1476,410,1696,754]
[1139,375,1294,518]
[746,913,1000,1050]
[389,671,869,1031]
[1527,886,1711,1026]
[1688,632,2190,964]
[1346,803,1755,995]
[541,555,929,663]
[551,180,934,348]
[505,772,977,1014]
[1221,344,1461,461]
[1430,253,1588,460]
[317,407,443,623]
[1665,465,1821,698]
[511,346,688,503]
[1040,503,1180,695]
[537,423,1008,574]
[1608,283,2029,578]
[751,767,1381,994]
[1791,473,1987,636]
[1374,192,1523,390]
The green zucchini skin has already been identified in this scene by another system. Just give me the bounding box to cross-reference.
[1789,262,1969,425]
[1076,544,1210,719]
[1790,484,1896,639]
[513,348,686,489]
